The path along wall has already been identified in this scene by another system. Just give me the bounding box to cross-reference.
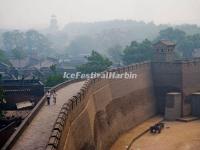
[47,61,156,150]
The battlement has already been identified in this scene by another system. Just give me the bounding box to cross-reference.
[47,57,200,149]
[46,62,155,150]
[5,55,200,150]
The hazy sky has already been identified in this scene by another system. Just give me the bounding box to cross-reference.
[0,0,200,29]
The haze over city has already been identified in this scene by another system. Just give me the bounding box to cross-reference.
[1,0,200,150]
[0,0,200,29]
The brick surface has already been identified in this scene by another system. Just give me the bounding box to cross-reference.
[46,145,56,150]
[48,137,59,148]
[58,113,66,121]
[12,81,84,150]
[54,123,63,132]
[56,118,65,126]
[51,130,61,139]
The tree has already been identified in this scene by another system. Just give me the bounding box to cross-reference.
[45,74,65,87]
[2,30,52,58]
[66,36,97,56]
[157,27,186,42]
[45,64,66,87]
[12,48,27,66]
[177,34,200,58]
[123,39,154,65]
[157,28,200,58]
[0,49,10,65]
[2,30,25,53]
[77,51,112,73]
[107,45,123,65]
[50,64,57,73]
[25,30,52,57]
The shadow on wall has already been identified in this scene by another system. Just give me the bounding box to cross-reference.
[47,61,157,150]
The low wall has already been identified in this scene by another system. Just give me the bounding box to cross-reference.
[0,122,16,148]
[47,62,156,150]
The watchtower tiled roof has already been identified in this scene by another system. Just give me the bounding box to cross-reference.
[154,40,176,46]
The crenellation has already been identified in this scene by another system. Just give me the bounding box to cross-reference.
[51,130,61,140]
[56,118,65,127]
[48,137,59,148]
[58,112,67,121]
[54,123,63,132]
[46,41,200,150]
[47,61,156,150]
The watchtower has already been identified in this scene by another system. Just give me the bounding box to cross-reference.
[153,40,176,62]
[49,15,58,33]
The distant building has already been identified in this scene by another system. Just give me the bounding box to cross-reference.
[0,62,9,73]
[0,63,17,80]
[9,56,58,80]
[192,48,200,58]
[153,40,176,62]
[49,15,59,33]
[0,79,44,107]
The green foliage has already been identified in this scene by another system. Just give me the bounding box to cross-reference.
[177,34,200,58]
[0,49,10,65]
[176,24,200,35]
[12,48,27,60]
[2,30,52,57]
[77,51,112,73]
[45,73,66,87]
[25,30,52,56]
[107,45,123,64]
[158,28,200,58]
[50,64,57,73]
[66,36,96,56]
[157,27,186,42]
[123,39,154,65]
[3,30,25,52]
[45,64,66,87]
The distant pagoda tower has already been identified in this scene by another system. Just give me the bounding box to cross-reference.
[49,15,58,33]
[153,40,176,62]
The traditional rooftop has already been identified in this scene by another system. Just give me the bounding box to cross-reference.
[154,39,176,46]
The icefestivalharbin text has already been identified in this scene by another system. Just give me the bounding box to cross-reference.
[63,72,138,79]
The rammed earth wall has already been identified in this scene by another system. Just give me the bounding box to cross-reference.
[47,58,200,150]
[46,61,156,150]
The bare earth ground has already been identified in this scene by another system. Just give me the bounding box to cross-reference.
[11,81,84,150]
[111,116,163,150]
[131,120,200,150]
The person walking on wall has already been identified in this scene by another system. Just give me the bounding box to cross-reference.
[46,90,51,105]
[52,90,57,104]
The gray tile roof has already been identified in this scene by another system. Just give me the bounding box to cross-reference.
[154,40,176,46]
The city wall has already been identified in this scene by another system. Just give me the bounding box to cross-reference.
[47,62,156,150]
[152,58,200,116]
[47,58,200,150]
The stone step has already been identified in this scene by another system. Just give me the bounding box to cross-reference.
[177,116,199,122]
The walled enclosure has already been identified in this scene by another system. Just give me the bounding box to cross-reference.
[47,58,200,150]
[46,62,156,150]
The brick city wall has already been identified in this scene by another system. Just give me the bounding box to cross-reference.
[152,61,183,114]
[46,58,200,150]
[181,58,200,116]
[46,62,157,150]
[152,58,200,116]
